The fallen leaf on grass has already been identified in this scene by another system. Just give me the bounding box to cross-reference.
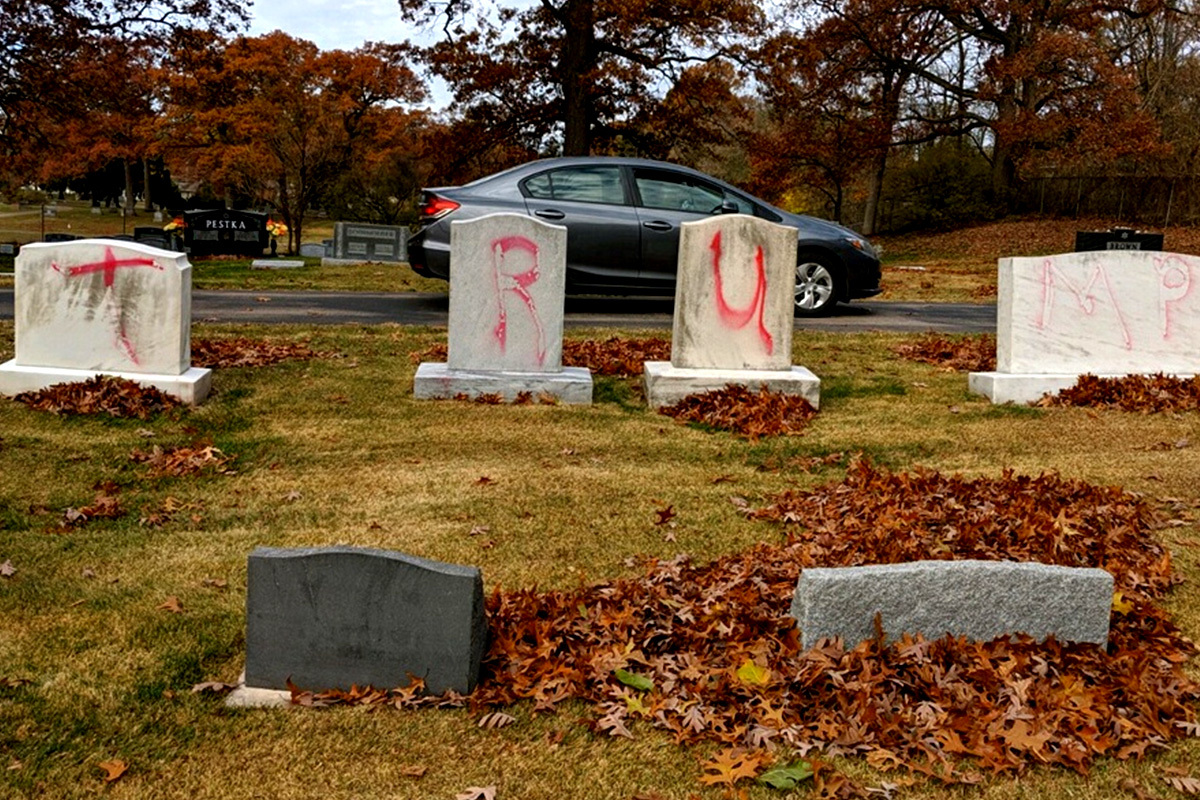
[283,490,302,503]
[477,711,516,729]
[475,476,495,486]
[757,759,814,790]
[98,759,128,783]
[699,748,769,787]
[8,759,21,771]
[201,578,228,590]
[615,669,654,692]
[455,787,496,800]
[654,505,677,525]
[1162,767,1200,795]
[0,560,14,578]
[400,765,428,779]
[130,444,236,477]
[158,596,184,613]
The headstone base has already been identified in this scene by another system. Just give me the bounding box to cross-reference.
[414,362,593,404]
[642,361,820,409]
[0,361,212,404]
[967,371,1197,405]
[225,671,291,709]
[250,259,304,270]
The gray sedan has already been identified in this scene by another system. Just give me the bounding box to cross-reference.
[407,157,882,316]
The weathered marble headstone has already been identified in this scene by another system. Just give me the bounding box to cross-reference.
[643,214,820,407]
[243,546,487,694]
[969,251,1200,403]
[323,221,408,264]
[791,560,1114,649]
[0,239,211,403]
[414,212,592,403]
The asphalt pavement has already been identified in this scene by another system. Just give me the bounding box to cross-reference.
[0,289,996,333]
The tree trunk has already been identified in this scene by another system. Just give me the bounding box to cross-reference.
[142,159,153,212]
[123,158,136,215]
[561,0,596,156]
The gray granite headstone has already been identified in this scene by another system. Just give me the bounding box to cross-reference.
[245,546,487,694]
[791,560,1113,648]
[332,222,407,262]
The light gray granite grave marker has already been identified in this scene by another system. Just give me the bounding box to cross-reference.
[0,239,211,403]
[414,212,592,403]
[791,560,1113,649]
[643,214,820,408]
[322,221,408,265]
[969,251,1200,403]
[242,546,486,695]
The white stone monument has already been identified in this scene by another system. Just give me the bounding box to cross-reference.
[969,251,1200,404]
[413,213,592,403]
[643,214,820,408]
[0,239,211,403]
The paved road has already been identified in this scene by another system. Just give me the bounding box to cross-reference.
[0,289,996,333]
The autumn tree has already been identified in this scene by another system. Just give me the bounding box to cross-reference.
[757,0,951,232]
[161,33,426,251]
[398,0,764,159]
[902,0,1168,204]
[0,0,247,195]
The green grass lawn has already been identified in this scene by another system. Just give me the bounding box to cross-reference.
[1,322,1197,799]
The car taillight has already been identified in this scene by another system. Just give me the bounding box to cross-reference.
[421,196,460,220]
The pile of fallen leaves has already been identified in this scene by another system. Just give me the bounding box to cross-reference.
[191,336,325,368]
[410,337,671,377]
[661,385,818,439]
[1039,373,1200,413]
[13,376,179,419]
[130,444,236,477]
[893,333,996,372]
[562,337,671,376]
[293,461,1200,788]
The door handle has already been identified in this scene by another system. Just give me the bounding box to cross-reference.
[534,209,565,220]
[643,220,673,232]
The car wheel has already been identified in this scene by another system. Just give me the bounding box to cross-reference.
[794,254,840,317]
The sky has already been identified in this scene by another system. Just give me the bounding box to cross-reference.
[246,0,419,51]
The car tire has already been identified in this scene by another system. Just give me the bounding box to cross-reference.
[794,253,840,317]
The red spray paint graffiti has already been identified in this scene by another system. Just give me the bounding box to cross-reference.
[1036,258,1133,350]
[1036,255,1198,348]
[1155,254,1194,339]
[489,235,546,366]
[51,246,164,365]
[710,230,773,355]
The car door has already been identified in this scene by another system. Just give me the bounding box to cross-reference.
[631,167,753,288]
[520,165,642,289]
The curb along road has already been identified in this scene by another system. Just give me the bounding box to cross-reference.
[0,289,996,334]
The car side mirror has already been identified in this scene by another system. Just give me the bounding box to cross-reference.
[716,200,739,215]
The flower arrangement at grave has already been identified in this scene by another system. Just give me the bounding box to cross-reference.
[266,218,288,238]
[162,216,184,233]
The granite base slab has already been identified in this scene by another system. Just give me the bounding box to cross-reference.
[642,361,820,409]
[968,371,1197,405]
[792,560,1113,648]
[251,259,304,269]
[0,360,212,404]
[414,362,593,404]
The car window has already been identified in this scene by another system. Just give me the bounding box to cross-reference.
[522,166,625,204]
[634,170,753,215]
